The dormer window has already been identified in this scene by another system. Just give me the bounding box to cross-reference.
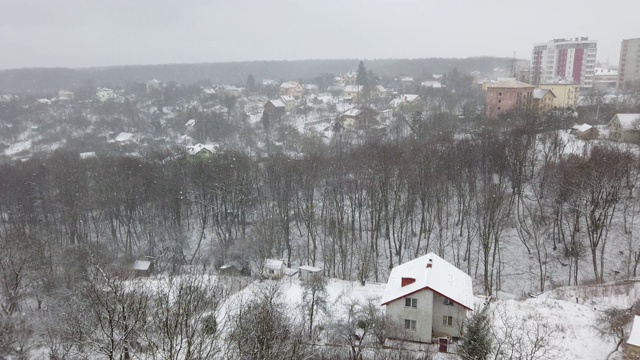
[444,298,454,306]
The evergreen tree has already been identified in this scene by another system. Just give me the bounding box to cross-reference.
[246,74,256,94]
[458,309,493,360]
[356,61,368,86]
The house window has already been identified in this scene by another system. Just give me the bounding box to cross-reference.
[269,269,274,274]
[405,298,417,308]
[404,319,417,331]
[498,92,502,96]
[443,298,454,306]
[498,99,501,103]
[443,316,453,326]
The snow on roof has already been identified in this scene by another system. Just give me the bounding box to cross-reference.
[267,99,285,108]
[595,68,618,76]
[344,85,363,93]
[421,80,442,88]
[280,81,300,89]
[611,113,640,130]
[220,261,243,271]
[575,123,593,133]
[533,88,555,99]
[381,253,473,310]
[489,80,535,89]
[299,265,322,272]
[629,316,640,347]
[35,98,51,104]
[115,132,134,142]
[264,259,284,270]
[342,108,362,117]
[79,152,96,159]
[187,143,217,155]
[540,77,578,85]
[375,85,387,92]
[133,260,151,271]
[280,95,295,102]
[185,119,197,127]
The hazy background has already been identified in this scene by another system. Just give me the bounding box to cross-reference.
[0,0,638,69]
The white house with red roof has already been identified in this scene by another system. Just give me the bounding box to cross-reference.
[381,253,473,343]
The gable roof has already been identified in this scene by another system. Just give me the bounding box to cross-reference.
[610,113,640,130]
[280,81,300,89]
[264,259,284,270]
[381,253,473,310]
[299,265,322,272]
[187,143,217,155]
[267,99,285,108]
[629,316,640,347]
[573,123,593,133]
[280,95,295,103]
[344,85,363,93]
[533,88,555,99]
[133,260,151,271]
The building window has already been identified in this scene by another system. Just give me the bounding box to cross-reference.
[269,269,274,274]
[405,298,417,308]
[497,107,501,111]
[498,99,501,103]
[405,319,417,331]
[443,298,454,306]
[498,92,502,96]
[443,316,453,326]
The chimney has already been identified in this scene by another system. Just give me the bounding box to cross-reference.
[427,259,433,268]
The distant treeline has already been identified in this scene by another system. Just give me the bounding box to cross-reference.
[0,57,511,94]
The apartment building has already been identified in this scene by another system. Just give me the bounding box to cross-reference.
[618,38,640,90]
[531,37,597,87]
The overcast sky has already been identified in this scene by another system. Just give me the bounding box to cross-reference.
[0,0,638,70]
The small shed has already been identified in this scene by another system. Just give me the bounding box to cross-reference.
[299,265,322,282]
[571,123,599,140]
[627,316,640,359]
[132,260,153,277]
[262,259,285,280]
[219,261,245,276]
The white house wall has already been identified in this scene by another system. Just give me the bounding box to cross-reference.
[431,292,467,337]
[386,289,434,343]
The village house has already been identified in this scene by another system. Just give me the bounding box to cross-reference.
[390,94,425,114]
[112,132,135,145]
[146,79,162,92]
[96,87,119,102]
[264,99,286,118]
[628,316,640,359]
[608,113,640,143]
[221,85,241,98]
[262,259,285,280]
[279,81,304,98]
[299,265,322,282]
[381,253,473,344]
[532,88,556,114]
[280,95,296,112]
[57,90,75,101]
[187,143,218,157]
[219,261,246,276]
[344,85,363,101]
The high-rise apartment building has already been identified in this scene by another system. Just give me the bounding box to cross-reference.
[531,37,597,87]
[618,38,640,90]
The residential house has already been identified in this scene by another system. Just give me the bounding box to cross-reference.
[341,108,362,128]
[221,85,241,98]
[485,80,535,118]
[262,259,285,280]
[390,94,425,113]
[608,113,640,143]
[279,81,304,98]
[571,123,599,140]
[280,95,296,112]
[532,88,556,113]
[96,87,119,102]
[381,253,473,344]
[304,84,319,94]
[187,143,218,157]
[421,80,443,89]
[341,71,357,86]
[373,85,387,98]
[344,85,363,102]
[341,107,379,129]
[264,99,286,118]
[30,98,51,109]
[538,78,580,109]
[0,94,18,102]
[132,259,153,277]
[57,90,75,101]
[299,265,322,282]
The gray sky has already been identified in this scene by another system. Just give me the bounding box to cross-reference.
[0,0,638,70]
